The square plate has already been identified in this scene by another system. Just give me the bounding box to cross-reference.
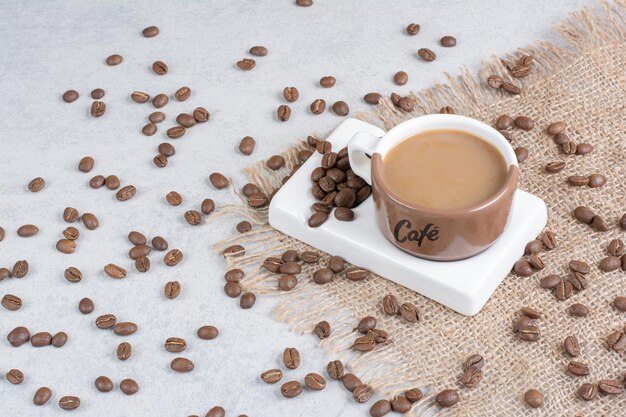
[269,119,547,315]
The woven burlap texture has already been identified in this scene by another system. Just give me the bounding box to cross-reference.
[213,2,626,416]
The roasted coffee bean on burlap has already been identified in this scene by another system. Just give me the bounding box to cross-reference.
[524,389,544,408]
[435,389,459,407]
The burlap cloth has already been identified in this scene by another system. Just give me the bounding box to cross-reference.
[214,2,626,415]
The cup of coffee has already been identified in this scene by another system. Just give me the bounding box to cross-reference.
[348,114,519,261]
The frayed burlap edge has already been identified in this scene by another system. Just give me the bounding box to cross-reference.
[213,2,626,416]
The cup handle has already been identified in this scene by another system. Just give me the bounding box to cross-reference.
[347,131,380,185]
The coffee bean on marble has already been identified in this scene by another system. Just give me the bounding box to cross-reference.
[149,237,167,253]
[56,239,76,254]
[28,177,45,192]
[6,369,24,384]
[263,257,283,273]
[209,172,229,189]
[313,268,334,285]
[325,360,344,380]
[191,107,210,123]
[304,373,326,390]
[175,113,196,129]
[237,58,256,70]
[240,292,256,309]
[7,326,30,347]
[166,125,186,139]
[61,227,79,240]
[50,332,68,347]
[164,191,183,206]
[406,22,420,35]
[63,90,79,103]
[246,44,268,57]
[78,297,94,314]
[332,101,349,116]
[163,337,186,353]
[370,399,391,417]
[113,322,137,336]
[0,268,9,281]
[417,48,436,61]
[518,324,540,341]
[514,147,528,163]
[12,260,29,278]
[151,60,168,75]
[278,274,298,291]
[591,215,609,232]
[382,294,400,315]
[224,282,242,298]
[116,341,132,360]
[587,173,606,188]
[310,99,326,115]
[31,332,52,347]
[16,224,38,238]
[104,263,126,279]
[33,387,52,405]
[261,369,283,384]
[155,153,168,167]
[91,101,106,117]
[120,379,139,395]
[353,384,374,403]
[236,136,257,156]
[313,320,331,339]
[283,347,300,369]
[545,161,566,173]
[184,210,202,226]
[64,267,82,283]
[435,389,459,407]
[164,281,181,299]
[393,71,408,85]
[342,373,362,391]
[59,396,80,410]
[94,376,114,393]
[206,407,226,417]
[281,381,303,398]
[106,54,123,65]
[576,143,593,155]
[116,185,136,201]
[524,389,543,408]
[319,76,336,88]
[89,175,105,189]
[400,302,419,322]
[345,267,369,281]
[197,325,219,340]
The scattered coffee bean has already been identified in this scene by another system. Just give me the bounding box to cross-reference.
[95,376,113,392]
[256,368,284,388]
[6,368,24,384]
[278,274,298,291]
[332,101,349,116]
[170,357,194,373]
[62,227,79,240]
[568,175,589,187]
[64,267,82,283]
[524,389,543,408]
[104,175,120,190]
[166,125,186,139]
[152,93,168,108]
[436,389,459,407]
[521,306,542,319]
[197,325,219,340]
[283,347,300,369]
[267,155,285,171]
[240,292,256,309]
[598,379,623,395]
[509,65,531,78]
[495,114,513,130]
[514,147,528,163]
[7,326,30,347]
[33,387,52,405]
[313,268,334,285]
[461,366,483,388]
[90,88,104,99]
[224,282,242,298]
[406,23,420,35]
[236,220,252,233]
[599,256,621,272]
[237,57,257,70]
[364,92,382,105]
[569,260,590,274]
[116,185,136,201]
[512,316,531,333]
[113,322,137,336]
[555,281,574,300]
[608,239,624,257]
[117,341,132,360]
[528,253,544,270]
[326,360,344,380]
[152,60,168,75]
[91,101,106,117]
[547,121,566,135]
[184,210,202,226]
[281,381,303,398]
[518,324,540,341]
[310,99,326,114]
[564,335,580,358]
[152,236,168,251]
[576,143,593,155]
[342,373,362,391]
[578,382,597,401]
[166,191,183,206]
[357,316,377,334]
[238,136,256,156]
[16,224,38,238]
[308,211,328,227]
[587,173,606,188]
[142,25,159,37]
[613,296,626,311]
[28,177,45,192]
[12,260,29,278]
[78,297,94,314]
[89,175,105,188]
[120,378,139,395]
[501,81,521,95]
[164,281,181,299]
[313,321,331,339]
[142,122,157,136]
[353,384,374,403]
[370,399,391,417]
[56,239,76,254]
[417,48,436,61]
[106,54,123,65]
[400,302,419,322]
[524,240,543,255]
[568,360,590,376]
[591,215,609,232]
[104,263,127,279]
[573,206,594,224]
[31,332,52,347]
[320,76,336,88]
[210,172,229,189]
[487,75,503,89]
[513,259,533,276]
[544,161,566,173]
[393,71,408,85]
[59,396,80,410]
[63,90,79,103]
[304,373,326,390]
[405,388,423,403]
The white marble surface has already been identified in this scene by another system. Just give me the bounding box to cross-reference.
[0,0,595,416]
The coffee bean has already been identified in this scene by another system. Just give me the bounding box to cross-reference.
[223,245,245,258]
[577,382,597,401]
[370,399,391,417]
[569,260,590,274]
[406,23,420,35]
[224,282,242,298]
[63,90,79,103]
[240,292,256,309]
[598,379,623,395]
[28,177,45,192]
[142,122,157,136]
[494,114,513,130]
[206,407,225,417]
[514,147,528,163]
[120,378,139,395]
[263,257,283,273]
[152,60,168,75]
[223,269,243,283]
[555,281,573,300]
[249,45,268,56]
[301,251,319,264]
[0,268,8,281]
[308,211,328,227]
[524,389,543,408]
[89,175,105,188]
[166,125,186,139]
[164,280,181,299]
[313,268,334,284]
[313,321,331,339]
[197,325,219,340]
[152,93,169,108]
[520,306,542,319]
[518,324,540,341]
[91,101,106,117]
[591,215,609,232]
[161,337,186,354]
[106,54,123,65]
[587,173,606,188]
[393,71,408,85]
[323,360,343,381]
[56,239,76,254]
[115,341,132,360]
[113,322,137,337]
[310,99,326,114]
[93,376,113,393]
[16,224,38,238]
[184,210,202,226]
[236,220,252,234]
[576,143,593,155]
[33,387,52,405]
[552,132,569,145]
[104,175,120,190]
[316,76,335,89]
[31,332,52,347]
[405,388,423,403]
[501,81,521,95]
[566,271,588,291]
[281,381,303,398]
[237,58,256,70]
[561,336,580,360]
[400,302,419,322]
[278,274,298,291]
[353,384,374,403]
[330,100,349,116]
[512,316,531,333]
[382,294,400,315]
[236,136,257,156]
[364,92,382,105]
[436,35,457,47]
[545,161,566,173]
[279,261,301,275]
[62,227,79,240]
[116,185,136,201]
[499,130,514,141]
[164,191,183,206]
[417,48,436,61]
[90,88,105,99]
[174,114,195,129]
[569,303,589,317]
[142,25,159,37]
[397,96,414,112]
[573,206,594,224]
[281,86,299,103]
[260,368,283,385]
[524,240,542,255]
[125,231,145,246]
[12,260,29,278]
[599,256,621,272]
[7,326,30,346]
[513,259,533,276]
[608,239,624,257]
[163,249,183,266]
[210,172,230,189]
[607,329,626,351]
[487,75,503,89]
[64,267,82,283]
[509,65,531,78]
[368,328,388,343]
[104,263,126,279]
[149,237,167,253]
[539,274,561,290]
[275,104,292,121]
[567,360,590,376]
[130,92,150,104]
[6,369,23,384]
[304,373,326,390]
[436,389,459,407]
[357,316,377,334]
[79,297,94,314]
[342,373,362,391]
[190,108,209,124]
[461,366,483,388]
[59,396,80,410]
[266,155,285,171]
[546,121,565,135]
[283,347,300,369]
[568,175,589,187]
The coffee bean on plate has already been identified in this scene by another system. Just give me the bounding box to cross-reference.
[120,379,139,395]
[261,369,283,384]
[197,325,219,340]
[308,212,328,227]
[283,347,300,369]
[63,90,79,103]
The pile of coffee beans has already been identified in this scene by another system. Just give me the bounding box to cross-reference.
[486,54,533,95]
[513,230,556,277]
[381,294,420,323]
[545,120,593,156]
[350,316,388,352]
[537,258,592,302]
[222,266,256,309]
